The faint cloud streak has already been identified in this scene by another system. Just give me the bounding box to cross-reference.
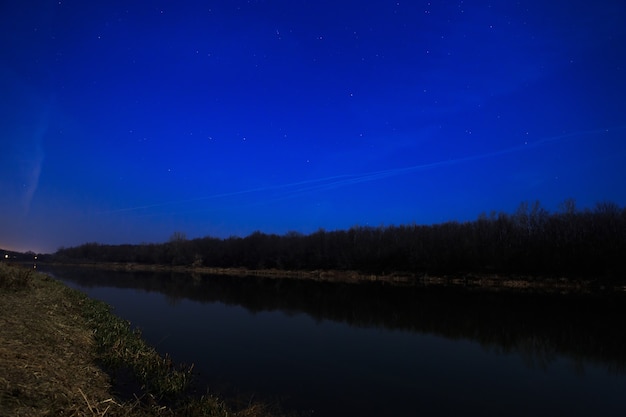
[99,125,626,216]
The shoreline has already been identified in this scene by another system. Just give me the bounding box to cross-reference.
[39,261,626,293]
[0,263,282,417]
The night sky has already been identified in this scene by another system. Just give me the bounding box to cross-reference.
[2,1,625,253]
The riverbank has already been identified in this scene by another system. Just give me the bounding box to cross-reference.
[0,263,282,416]
[40,261,626,293]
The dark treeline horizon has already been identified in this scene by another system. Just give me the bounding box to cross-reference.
[49,199,626,280]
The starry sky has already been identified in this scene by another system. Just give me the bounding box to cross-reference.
[2,1,626,253]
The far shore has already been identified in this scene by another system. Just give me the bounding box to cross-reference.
[37,261,626,293]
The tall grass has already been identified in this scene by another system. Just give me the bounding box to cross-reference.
[74,280,273,416]
[81,297,194,401]
[0,263,33,290]
[1,264,283,416]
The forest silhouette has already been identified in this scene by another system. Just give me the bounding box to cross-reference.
[51,200,626,281]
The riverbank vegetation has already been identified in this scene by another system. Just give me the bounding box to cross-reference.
[50,266,626,374]
[49,200,626,282]
[0,263,282,416]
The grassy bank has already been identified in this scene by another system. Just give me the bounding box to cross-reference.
[0,263,280,416]
[41,261,625,294]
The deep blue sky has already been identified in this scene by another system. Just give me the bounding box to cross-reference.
[2,1,625,253]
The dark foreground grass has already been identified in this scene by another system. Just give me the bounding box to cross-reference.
[0,263,285,417]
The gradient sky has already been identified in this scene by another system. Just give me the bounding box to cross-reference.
[2,1,625,253]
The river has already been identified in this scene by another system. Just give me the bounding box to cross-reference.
[42,266,626,417]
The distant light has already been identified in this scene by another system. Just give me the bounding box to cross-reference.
[4,254,7,259]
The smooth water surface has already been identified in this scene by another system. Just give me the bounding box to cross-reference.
[44,266,626,417]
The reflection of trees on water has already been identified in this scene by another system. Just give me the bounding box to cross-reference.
[165,294,182,306]
[486,336,558,372]
[46,266,626,374]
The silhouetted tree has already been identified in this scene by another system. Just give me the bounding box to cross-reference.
[51,200,626,281]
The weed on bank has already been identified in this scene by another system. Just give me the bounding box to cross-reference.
[0,264,282,416]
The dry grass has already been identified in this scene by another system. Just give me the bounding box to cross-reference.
[0,263,122,416]
[0,264,289,417]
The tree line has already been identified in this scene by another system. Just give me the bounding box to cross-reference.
[51,200,626,280]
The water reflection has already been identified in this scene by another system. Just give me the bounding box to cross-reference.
[45,266,626,374]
